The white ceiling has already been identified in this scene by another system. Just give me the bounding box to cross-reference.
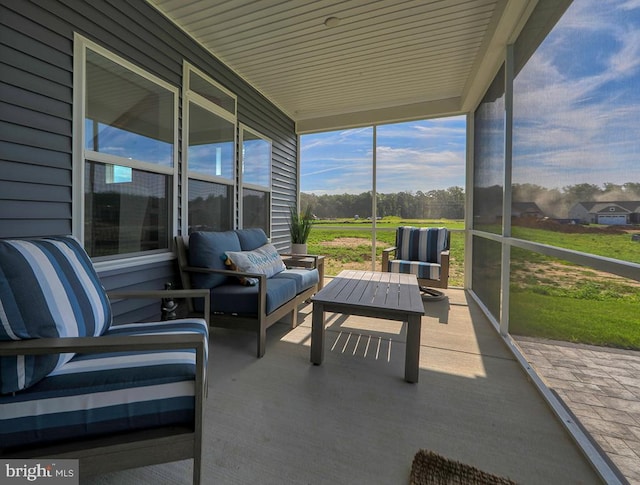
[149,0,535,132]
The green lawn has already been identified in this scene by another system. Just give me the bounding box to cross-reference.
[305,218,640,350]
[512,226,640,263]
[307,218,465,286]
[510,289,640,349]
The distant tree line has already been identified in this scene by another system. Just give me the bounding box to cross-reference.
[301,187,465,219]
[301,183,640,220]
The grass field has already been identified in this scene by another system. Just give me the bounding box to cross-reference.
[509,247,640,349]
[306,218,640,350]
[512,226,640,263]
[307,218,465,286]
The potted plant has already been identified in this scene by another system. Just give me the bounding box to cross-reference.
[289,205,313,254]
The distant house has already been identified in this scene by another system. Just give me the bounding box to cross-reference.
[512,202,544,218]
[569,201,640,225]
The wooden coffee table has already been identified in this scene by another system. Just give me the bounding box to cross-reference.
[310,270,425,382]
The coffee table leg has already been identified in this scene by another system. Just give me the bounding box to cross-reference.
[405,315,421,383]
[311,302,325,365]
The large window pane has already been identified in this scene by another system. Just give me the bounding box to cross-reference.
[471,236,501,320]
[188,179,232,233]
[302,122,467,279]
[510,247,639,349]
[85,161,170,257]
[473,65,505,234]
[189,71,235,114]
[243,188,269,233]
[512,3,640,260]
[188,103,234,180]
[375,117,466,283]
[375,117,466,220]
[301,128,373,275]
[510,249,640,479]
[242,130,271,188]
[85,50,173,166]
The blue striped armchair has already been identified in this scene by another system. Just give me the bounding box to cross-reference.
[382,226,450,299]
[0,236,209,483]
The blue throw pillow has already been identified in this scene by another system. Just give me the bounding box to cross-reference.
[224,243,286,283]
[189,231,241,289]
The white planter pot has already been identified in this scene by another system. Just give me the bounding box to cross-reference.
[291,243,307,255]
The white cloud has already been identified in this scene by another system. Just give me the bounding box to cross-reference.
[510,0,640,189]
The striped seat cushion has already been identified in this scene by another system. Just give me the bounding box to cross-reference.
[0,319,208,450]
[395,227,448,264]
[0,237,112,393]
[387,260,441,280]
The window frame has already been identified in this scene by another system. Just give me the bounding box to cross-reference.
[181,62,238,234]
[238,123,272,234]
[72,33,179,270]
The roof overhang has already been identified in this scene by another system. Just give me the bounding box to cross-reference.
[148,0,539,133]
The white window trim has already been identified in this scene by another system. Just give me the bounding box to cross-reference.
[181,62,238,233]
[72,33,179,267]
[185,61,237,116]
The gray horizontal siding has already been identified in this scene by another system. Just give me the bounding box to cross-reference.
[102,260,177,324]
[0,0,298,319]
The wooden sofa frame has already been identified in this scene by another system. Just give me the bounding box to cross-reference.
[0,289,210,484]
[175,236,318,358]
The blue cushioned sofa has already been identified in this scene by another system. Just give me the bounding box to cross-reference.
[0,236,209,484]
[175,228,319,357]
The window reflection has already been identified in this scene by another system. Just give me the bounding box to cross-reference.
[242,188,269,233]
[242,132,270,188]
[473,65,505,234]
[188,103,234,180]
[188,179,233,233]
[189,71,235,114]
[85,50,174,166]
[84,161,170,257]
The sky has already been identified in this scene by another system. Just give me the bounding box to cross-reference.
[301,0,639,196]
[512,0,640,190]
[300,117,467,195]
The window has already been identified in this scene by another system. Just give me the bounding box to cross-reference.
[75,36,178,259]
[183,63,237,234]
[473,64,505,235]
[300,121,466,279]
[512,2,640,258]
[239,125,271,235]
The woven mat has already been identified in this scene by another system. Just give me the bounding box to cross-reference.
[409,450,517,485]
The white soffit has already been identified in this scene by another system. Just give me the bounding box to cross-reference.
[149,0,535,132]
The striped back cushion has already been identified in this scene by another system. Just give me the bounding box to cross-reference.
[0,236,112,393]
[395,227,449,264]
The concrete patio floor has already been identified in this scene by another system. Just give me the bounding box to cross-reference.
[85,288,604,484]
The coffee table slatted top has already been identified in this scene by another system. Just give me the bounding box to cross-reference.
[312,270,424,316]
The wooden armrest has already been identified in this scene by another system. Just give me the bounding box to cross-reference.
[107,288,208,300]
[381,246,397,272]
[182,265,265,280]
[0,333,205,356]
[0,334,208,399]
[279,253,320,269]
[107,289,210,325]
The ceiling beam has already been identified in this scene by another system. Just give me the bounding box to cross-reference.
[296,97,462,134]
[460,0,538,113]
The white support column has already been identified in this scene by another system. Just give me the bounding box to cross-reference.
[464,113,474,290]
[371,125,378,270]
[500,44,515,337]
